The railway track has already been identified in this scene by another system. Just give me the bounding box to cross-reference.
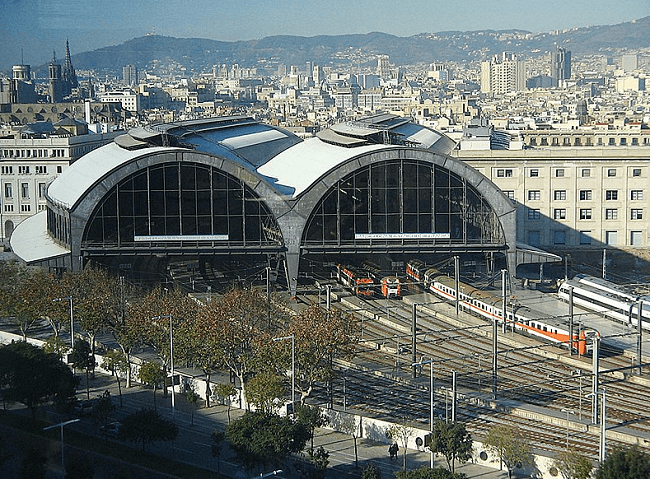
[300,283,650,462]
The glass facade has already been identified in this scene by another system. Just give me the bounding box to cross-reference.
[303,160,504,247]
[80,162,281,249]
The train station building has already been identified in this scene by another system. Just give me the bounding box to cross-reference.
[10,114,523,294]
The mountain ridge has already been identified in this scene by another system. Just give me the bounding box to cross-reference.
[31,15,650,76]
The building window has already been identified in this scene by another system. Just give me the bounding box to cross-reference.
[605,190,618,201]
[608,138,615,146]
[528,230,540,246]
[1,166,12,174]
[529,168,539,177]
[579,231,592,245]
[38,183,46,198]
[553,230,566,245]
[504,190,516,203]
[631,190,643,201]
[620,138,627,146]
[554,190,566,201]
[606,230,617,245]
[631,209,643,220]
[607,168,616,177]
[496,169,513,177]
[633,168,642,177]
[35,165,47,174]
[527,190,541,201]
[20,204,31,212]
[631,231,643,246]
[579,190,592,201]
[581,168,590,177]
[528,209,541,220]
[579,209,592,220]
[554,209,566,220]
[4,183,12,198]
[18,165,30,174]
[21,183,28,198]
[605,208,618,220]
[555,168,565,177]
[3,204,13,212]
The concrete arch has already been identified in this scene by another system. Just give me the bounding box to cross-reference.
[275,147,517,295]
[67,150,292,261]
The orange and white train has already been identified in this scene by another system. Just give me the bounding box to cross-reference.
[405,261,599,355]
[336,264,401,299]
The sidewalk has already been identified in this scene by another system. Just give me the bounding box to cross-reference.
[74,372,511,479]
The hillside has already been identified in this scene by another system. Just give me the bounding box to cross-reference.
[41,16,650,76]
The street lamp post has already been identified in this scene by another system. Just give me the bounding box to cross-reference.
[43,418,80,473]
[561,408,576,449]
[273,334,295,408]
[412,358,434,468]
[586,389,607,462]
[152,314,175,416]
[53,296,74,350]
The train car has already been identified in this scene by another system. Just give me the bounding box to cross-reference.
[336,264,375,297]
[424,269,599,355]
[381,276,401,299]
[558,276,650,329]
[405,259,426,286]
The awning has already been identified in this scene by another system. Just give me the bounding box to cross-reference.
[515,241,562,265]
[9,211,70,264]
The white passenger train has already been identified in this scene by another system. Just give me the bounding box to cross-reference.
[406,262,599,355]
[557,274,650,330]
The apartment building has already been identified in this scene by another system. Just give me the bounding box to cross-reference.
[455,146,650,253]
[0,130,120,240]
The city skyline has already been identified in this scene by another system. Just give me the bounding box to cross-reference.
[1,0,649,71]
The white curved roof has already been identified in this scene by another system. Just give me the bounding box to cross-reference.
[10,211,70,263]
[47,142,182,209]
[258,137,391,198]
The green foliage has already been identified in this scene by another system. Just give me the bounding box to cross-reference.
[429,421,473,472]
[361,463,382,479]
[213,382,238,404]
[43,335,69,359]
[300,446,329,479]
[118,408,179,452]
[596,446,650,479]
[394,466,468,479]
[71,339,95,371]
[553,448,593,479]
[0,341,77,416]
[246,372,286,414]
[138,360,164,389]
[92,392,115,427]
[483,424,534,477]
[225,411,310,471]
[386,422,414,470]
[294,403,327,450]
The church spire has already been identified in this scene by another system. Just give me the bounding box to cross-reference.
[62,37,78,90]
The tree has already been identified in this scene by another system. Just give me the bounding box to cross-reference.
[554,448,593,479]
[294,403,327,452]
[211,430,225,473]
[361,464,382,479]
[138,360,164,411]
[225,411,309,472]
[127,287,197,398]
[213,382,238,423]
[339,414,362,469]
[101,349,129,407]
[246,372,285,414]
[92,391,115,428]
[483,425,534,478]
[185,382,200,426]
[43,335,69,360]
[596,446,650,479]
[197,287,289,409]
[119,408,178,452]
[0,341,77,418]
[394,466,468,479]
[386,422,415,471]
[430,421,473,473]
[301,446,329,479]
[71,339,95,400]
[283,306,359,404]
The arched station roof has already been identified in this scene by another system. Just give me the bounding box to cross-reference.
[11,114,516,293]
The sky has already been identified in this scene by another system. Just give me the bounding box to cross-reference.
[1,0,649,70]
